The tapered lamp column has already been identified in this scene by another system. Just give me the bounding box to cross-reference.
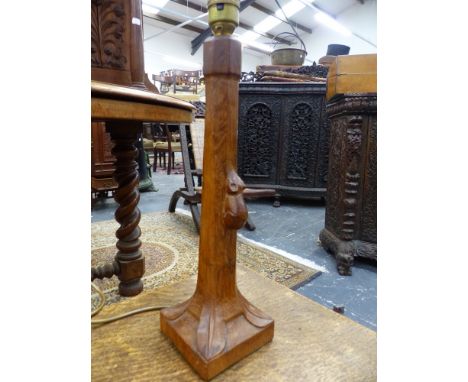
[159,1,274,380]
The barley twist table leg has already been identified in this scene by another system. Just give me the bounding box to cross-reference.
[108,121,145,297]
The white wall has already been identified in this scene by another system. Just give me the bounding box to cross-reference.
[302,0,377,63]
[143,23,268,79]
[142,0,377,76]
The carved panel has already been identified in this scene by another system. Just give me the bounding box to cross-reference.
[286,103,313,180]
[244,103,273,177]
[238,97,281,185]
[360,116,377,242]
[315,99,331,188]
[91,0,129,70]
[341,115,363,240]
[324,116,346,234]
[322,93,377,274]
[281,96,321,187]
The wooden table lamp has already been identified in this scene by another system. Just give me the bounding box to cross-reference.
[160,1,274,380]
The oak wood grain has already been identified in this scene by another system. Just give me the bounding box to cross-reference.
[159,35,274,380]
[92,98,193,124]
[92,266,377,382]
[326,54,377,100]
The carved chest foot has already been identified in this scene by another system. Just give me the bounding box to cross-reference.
[320,228,376,276]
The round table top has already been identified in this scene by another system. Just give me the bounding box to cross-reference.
[92,81,195,124]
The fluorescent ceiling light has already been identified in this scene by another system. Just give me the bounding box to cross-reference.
[238,31,259,44]
[275,0,306,18]
[314,12,352,36]
[142,0,169,15]
[248,0,313,41]
[237,33,274,53]
[254,16,282,33]
[245,40,274,54]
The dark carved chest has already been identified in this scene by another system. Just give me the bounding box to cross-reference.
[237,82,330,205]
[319,93,377,275]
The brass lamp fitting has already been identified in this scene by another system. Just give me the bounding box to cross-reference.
[208,0,240,36]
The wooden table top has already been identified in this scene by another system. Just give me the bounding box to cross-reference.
[92,265,376,381]
[91,81,195,124]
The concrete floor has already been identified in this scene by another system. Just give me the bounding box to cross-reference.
[92,171,377,331]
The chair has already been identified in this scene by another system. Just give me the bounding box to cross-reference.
[173,70,200,94]
[168,122,275,233]
[152,74,173,94]
[151,124,182,175]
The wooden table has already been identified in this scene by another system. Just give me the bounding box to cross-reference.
[91,81,194,296]
[92,266,376,381]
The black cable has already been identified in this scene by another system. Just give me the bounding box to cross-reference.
[274,0,307,50]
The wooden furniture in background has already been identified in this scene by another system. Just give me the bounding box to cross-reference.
[153,70,201,94]
[190,100,206,118]
[93,266,377,381]
[173,69,200,94]
[91,0,145,89]
[160,3,274,379]
[91,0,160,200]
[135,133,157,192]
[238,82,330,206]
[152,74,173,94]
[168,123,274,233]
[144,73,159,93]
[319,54,377,276]
[91,122,117,200]
[91,81,194,296]
[91,0,194,295]
[92,123,155,202]
[168,122,204,232]
[152,124,182,175]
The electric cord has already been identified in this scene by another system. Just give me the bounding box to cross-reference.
[91,282,106,317]
[91,282,167,326]
[274,0,307,49]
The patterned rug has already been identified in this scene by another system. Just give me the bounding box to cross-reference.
[92,211,320,307]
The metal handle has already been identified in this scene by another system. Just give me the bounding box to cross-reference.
[272,32,306,51]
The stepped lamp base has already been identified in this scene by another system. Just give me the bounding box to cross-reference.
[160,291,274,381]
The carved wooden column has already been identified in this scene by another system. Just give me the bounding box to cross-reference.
[129,0,146,89]
[92,121,145,296]
[160,1,274,380]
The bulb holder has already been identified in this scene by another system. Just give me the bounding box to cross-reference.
[208,0,240,36]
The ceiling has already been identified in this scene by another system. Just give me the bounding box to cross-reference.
[142,0,371,55]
